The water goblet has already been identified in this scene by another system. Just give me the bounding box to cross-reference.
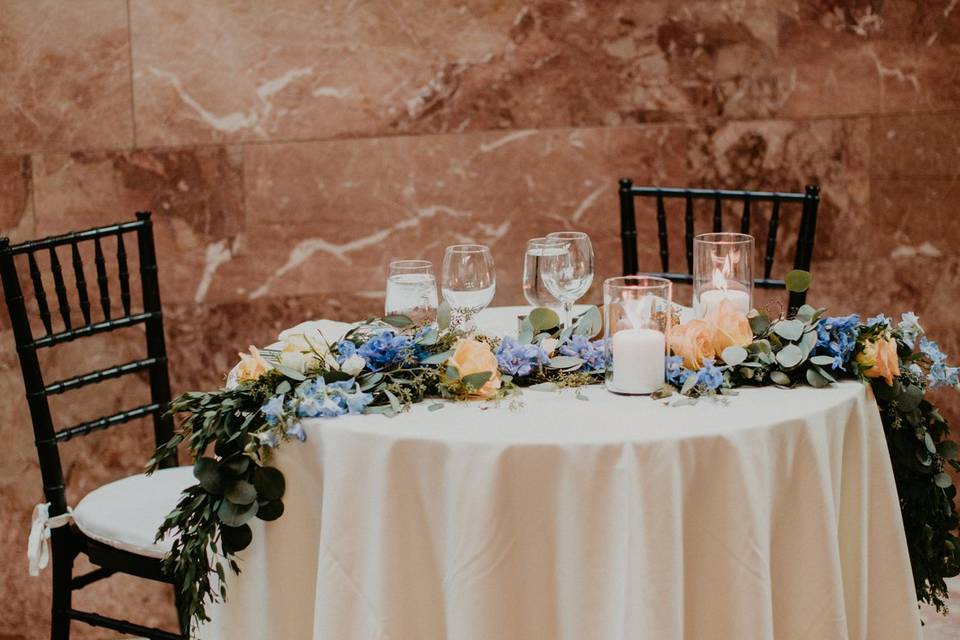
[522,237,562,308]
[441,244,496,331]
[540,231,594,328]
[385,259,439,324]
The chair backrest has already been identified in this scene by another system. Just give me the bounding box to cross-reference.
[618,180,820,311]
[0,212,176,520]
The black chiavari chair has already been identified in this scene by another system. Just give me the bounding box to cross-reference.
[617,180,821,312]
[0,212,189,640]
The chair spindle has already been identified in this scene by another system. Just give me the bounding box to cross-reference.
[94,237,111,320]
[656,195,669,272]
[713,199,722,232]
[71,242,92,325]
[49,246,73,330]
[684,196,694,273]
[117,234,131,316]
[28,251,53,335]
[740,197,751,234]
[764,200,780,280]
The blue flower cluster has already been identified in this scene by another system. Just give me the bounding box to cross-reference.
[665,355,724,392]
[354,330,415,369]
[495,336,549,376]
[897,312,923,349]
[259,377,374,442]
[815,314,861,371]
[558,335,606,371]
[920,337,960,389]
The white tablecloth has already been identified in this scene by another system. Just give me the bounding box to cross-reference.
[202,307,921,640]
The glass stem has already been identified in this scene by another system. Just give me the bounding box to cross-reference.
[563,301,574,329]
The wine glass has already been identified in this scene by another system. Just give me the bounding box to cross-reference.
[441,244,496,331]
[385,259,439,324]
[522,237,561,308]
[540,231,594,328]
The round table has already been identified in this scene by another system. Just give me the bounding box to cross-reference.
[202,307,921,640]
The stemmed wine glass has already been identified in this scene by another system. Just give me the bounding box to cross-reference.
[385,259,439,324]
[522,237,561,308]
[540,231,594,328]
[441,244,496,331]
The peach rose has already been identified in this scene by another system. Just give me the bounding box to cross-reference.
[236,346,271,383]
[857,336,901,386]
[705,299,753,354]
[670,319,715,370]
[449,338,502,398]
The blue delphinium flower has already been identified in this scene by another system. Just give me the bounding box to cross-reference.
[286,422,307,442]
[666,355,692,386]
[815,314,861,371]
[866,313,891,329]
[897,312,924,349]
[559,335,606,371]
[695,359,724,391]
[357,330,414,369]
[920,337,960,389]
[260,394,286,425]
[495,336,549,376]
[292,377,375,419]
[336,339,358,361]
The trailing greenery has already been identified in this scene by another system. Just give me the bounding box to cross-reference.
[150,282,959,634]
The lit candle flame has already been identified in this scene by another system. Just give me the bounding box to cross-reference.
[710,250,740,291]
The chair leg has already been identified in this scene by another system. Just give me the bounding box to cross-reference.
[50,550,73,640]
[173,585,189,638]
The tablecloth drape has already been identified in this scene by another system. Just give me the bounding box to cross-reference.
[201,308,921,640]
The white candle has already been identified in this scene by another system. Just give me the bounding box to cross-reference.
[609,328,665,394]
[696,288,751,317]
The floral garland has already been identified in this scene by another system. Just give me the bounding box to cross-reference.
[149,290,960,633]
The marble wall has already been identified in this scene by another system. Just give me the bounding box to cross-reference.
[1,1,958,637]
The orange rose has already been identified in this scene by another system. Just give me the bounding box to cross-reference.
[236,345,271,383]
[670,319,715,370]
[705,299,753,355]
[449,338,502,398]
[857,336,901,386]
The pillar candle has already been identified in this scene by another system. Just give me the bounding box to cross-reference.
[609,328,665,394]
[696,288,751,317]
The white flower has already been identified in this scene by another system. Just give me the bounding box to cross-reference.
[279,349,321,374]
[540,338,560,356]
[340,354,367,376]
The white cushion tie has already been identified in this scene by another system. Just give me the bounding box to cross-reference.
[27,502,73,577]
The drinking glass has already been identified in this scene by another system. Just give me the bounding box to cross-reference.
[540,231,594,328]
[441,244,496,331]
[385,260,439,324]
[522,237,561,308]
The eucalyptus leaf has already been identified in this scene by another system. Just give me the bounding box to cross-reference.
[256,499,285,522]
[938,440,958,459]
[934,473,954,489]
[421,350,453,365]
[721,345,748,366]
[785,269,812,293]
[924,432,937,455]
[518,326,534,345]
[275,380,291,395]
[461,371,493,391]
[220,524,253,553]
[384,388,402,412]
[428,402,445,412]
[773,319,805,342]
[573,306,602,337]
[381,314,413,328]
[748,311,771,336]
[547,355,583,370]
[437,302,451,330]
[220,455,250,477]
[217,499,258,527]
[359,372,384,391]
[529,307,561,333]
[776,344,804,368]
[806,367,830,389]
[416,327,439,346]
[814,366,837,384]
[770,371,791,386]
[225,480,257,505]
[798,330,818,356]
[681,374,698,395]
[252,467,285,501]
[445,364,460,381]
[194,457,223,495]
[795,304,817,322]
[899,384,923,413]
[810,355,835,366]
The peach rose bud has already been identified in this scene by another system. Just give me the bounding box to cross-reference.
[857,336,901,386]
[706,299,753,355]
[449,338,502,398]
[670,319,715,370]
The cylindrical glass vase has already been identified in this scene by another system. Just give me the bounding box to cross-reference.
[692,232,753,318]
[603,276,672,395]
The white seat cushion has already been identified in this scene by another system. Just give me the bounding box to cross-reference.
[73,466,195,558]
